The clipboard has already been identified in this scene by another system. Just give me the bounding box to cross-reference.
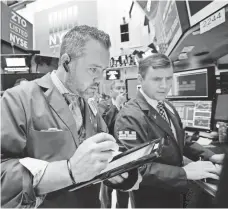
[67,138,164,191]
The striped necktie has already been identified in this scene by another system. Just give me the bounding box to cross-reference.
[157,101,170,126]
[63,94,84,132]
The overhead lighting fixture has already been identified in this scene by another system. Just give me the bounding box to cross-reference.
[178,53,188,60]
[181,46,195,53]
[173,59,180,64]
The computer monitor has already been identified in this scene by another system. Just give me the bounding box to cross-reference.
[170,100,213,130]
[1,55,30,72]
[167,67,216,99]
[214,94,228,122]
[126,78,140,100]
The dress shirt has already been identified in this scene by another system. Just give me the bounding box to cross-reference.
[111,98,121,110]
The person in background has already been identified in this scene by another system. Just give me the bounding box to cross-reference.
[114,53,224,208]
[99,80,130,208]
[99,80,126,135]
[1,25,140,208]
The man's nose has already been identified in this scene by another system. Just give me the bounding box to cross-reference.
[94,74,103,83]
[93,78,101,87]
[160,78,167,88]
[121,88,126,93]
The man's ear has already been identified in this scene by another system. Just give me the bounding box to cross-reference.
[138,74,143,84]
[60,53,71,72]
[60,53,70,65]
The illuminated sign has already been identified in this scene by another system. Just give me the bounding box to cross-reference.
[34,1,98,57]
[48,5,79,49]
[1,2,33,50]
[106,70,120,80]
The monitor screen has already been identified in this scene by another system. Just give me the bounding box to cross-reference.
[186,0,227,26]
[126,79,140,100]
[170,100,212,130]
[168,69,208,98]
[5,58,26,67]
[214,94,228,122]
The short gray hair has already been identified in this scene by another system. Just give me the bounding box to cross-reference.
[138,54,173,78]
[60,25,111,60]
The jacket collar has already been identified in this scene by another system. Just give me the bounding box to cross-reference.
[35,73,80,147]
[136,91,175,139]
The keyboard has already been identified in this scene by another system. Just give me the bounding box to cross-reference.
[5,67,29,71]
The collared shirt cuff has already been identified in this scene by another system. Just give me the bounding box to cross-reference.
[19,157,49,187]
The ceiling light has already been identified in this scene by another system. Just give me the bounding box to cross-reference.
[178,53,188,60]
[182,46,195,53]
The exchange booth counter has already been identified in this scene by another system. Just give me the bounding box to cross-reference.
[190,143,228,208]
[183,94,228,207]
[195,142,227,195]
[182,141,228,208]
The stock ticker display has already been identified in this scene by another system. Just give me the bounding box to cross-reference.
[171,100,212,130]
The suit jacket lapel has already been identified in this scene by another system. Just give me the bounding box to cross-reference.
[136,91,175,139]
[148,106,175,138]
[84,100,97,138]
[164,103,184,154]
[36,73,79,147]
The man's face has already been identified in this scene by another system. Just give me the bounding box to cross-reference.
[140,66,173,101]
[111,81,126,99]
[66,39,110,98]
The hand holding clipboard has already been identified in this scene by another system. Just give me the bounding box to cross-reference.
[68,137,164,191]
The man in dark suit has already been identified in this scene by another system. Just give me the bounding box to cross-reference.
[114,53,223,208]
[1,25,139,208]
[99,80,126,135]
[99,80,130,208]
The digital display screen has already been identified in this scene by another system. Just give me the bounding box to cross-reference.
[126,79,139,100]
[100,142,155,174]
[215,94,228,121]
[5,58,26,67]
[168,69,208,98]
[170,100,212,130]
[188,0,213,16]
[186,0,227,26]
[106,70,120,80]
